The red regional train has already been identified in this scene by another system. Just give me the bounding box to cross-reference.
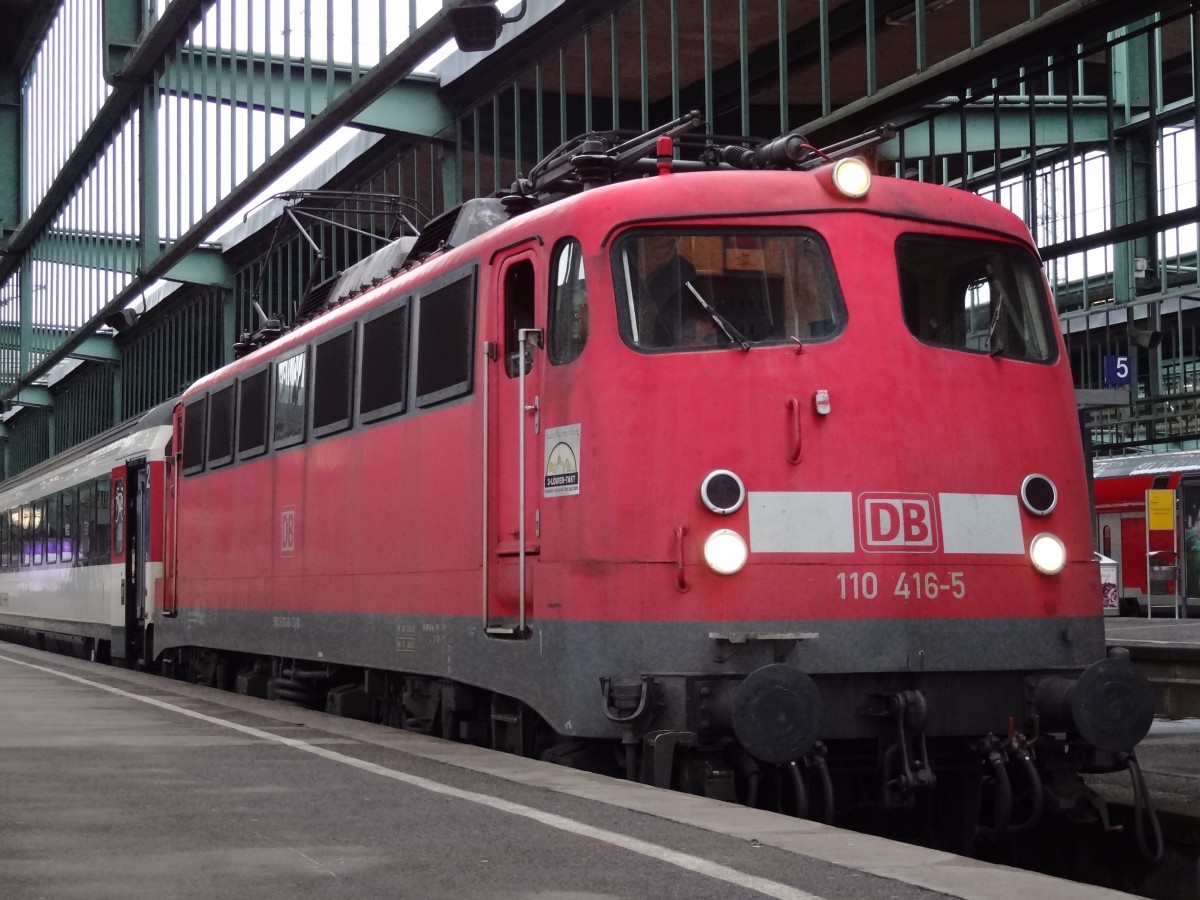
[1094,448,1200,617]
[0,114,1159,852]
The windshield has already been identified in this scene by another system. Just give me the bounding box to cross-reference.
[896,235,1056,363]
[612,230,846,352]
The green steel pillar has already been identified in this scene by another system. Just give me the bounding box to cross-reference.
[0,67,20,239]
[222,288,236,366]
[112,363,123,426]
[46,406,55,458]
[442,135,462,211]
[18,263,31,376]
[1111,28,1154,307]
[140,82,161,271]
[102,0,141,84]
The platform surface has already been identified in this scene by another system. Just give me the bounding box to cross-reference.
[0,643,1142,900]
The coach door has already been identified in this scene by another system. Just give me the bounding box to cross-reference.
[485,248,544,637]
[122,458,150,664]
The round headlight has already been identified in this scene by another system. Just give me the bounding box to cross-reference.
[1021,474,1058,516]
[1030,533,1066,575]
[704,529,749,575]
[832,158,872,198]
[700,469,746,515]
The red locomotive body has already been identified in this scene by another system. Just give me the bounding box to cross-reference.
[0,122,1156,840]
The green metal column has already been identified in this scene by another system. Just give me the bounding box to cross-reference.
[222,288,236,366]
[18,263,31,376]
[1111,26,1154,307]
[102,0,142,84]
[140,81,161,272]
[0,67,19,238]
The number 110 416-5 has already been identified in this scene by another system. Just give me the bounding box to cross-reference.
[836,571,966,600]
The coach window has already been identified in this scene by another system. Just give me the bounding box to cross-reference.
[274,350,307,448]
[20,505,31,567]
[613,230,845,352]
[78,482,93,564]
[415,271,475,408]
[95,478,111,563]
[46,494,59,564]
[207,385,236,467]
[549,239,588,365]
[61,487,75,563]
[238,369,270,459]
[358,302,409,424]
[32,499,45,564]
[182,397,207,475]
[896,236,1055,363]
[313,328,355,437]
[9,509,18,569]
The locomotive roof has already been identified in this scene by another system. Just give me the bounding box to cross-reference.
[188,125,1036,400]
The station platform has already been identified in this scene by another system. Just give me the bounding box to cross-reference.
[0,643,1136,900]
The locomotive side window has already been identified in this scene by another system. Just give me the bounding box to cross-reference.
[274,350,308,449]
[359,302,410,423]
[207,385,236,467]
[896,236,1056,362]
[313,329,355,437]
[182,397,207,475]
[415,272,475,408]
[549,239,588,365]
[612,230,844,351]
[238,369,270,459]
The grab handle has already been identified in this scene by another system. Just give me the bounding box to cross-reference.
[787,397,802,465]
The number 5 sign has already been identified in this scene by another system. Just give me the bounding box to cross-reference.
[1103,355,1130,386]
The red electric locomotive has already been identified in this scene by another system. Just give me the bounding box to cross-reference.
[0,115,1156,847]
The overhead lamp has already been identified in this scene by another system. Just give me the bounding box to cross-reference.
[447,0,527,52]
[103,308,138,332]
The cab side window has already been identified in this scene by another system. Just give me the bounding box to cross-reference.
[549,239,588,365]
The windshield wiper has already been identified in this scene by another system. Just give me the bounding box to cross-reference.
[684,281,751,350]
[984,265,1006,357]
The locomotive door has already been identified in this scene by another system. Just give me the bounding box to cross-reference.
[485,249,544,636]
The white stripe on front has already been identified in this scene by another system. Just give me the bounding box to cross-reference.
[748,491,855,553]
[938,493,1025,554]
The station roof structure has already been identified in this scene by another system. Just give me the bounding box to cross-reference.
[1,0,1198,472]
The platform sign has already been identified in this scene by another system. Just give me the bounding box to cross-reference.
[1146,489,1176,532]
[1102,355,1131,386]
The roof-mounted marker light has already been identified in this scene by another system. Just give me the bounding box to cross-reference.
[832,158,872,198]
[656,136,675,175]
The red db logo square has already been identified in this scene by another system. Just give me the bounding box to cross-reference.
[858,493,939,552]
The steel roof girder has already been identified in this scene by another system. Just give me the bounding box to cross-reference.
[35,231,230,287]
[879,99,1115,159]
[163,46,451,137]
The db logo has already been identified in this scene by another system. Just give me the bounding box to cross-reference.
[858,494,939,552]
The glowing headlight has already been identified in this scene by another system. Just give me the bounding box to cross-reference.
[1030,533,1066,575]
[704,529,749,575]
[832,158,872,198]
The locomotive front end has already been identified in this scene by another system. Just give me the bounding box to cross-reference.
[564,163,1156,845]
